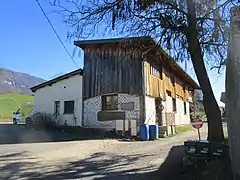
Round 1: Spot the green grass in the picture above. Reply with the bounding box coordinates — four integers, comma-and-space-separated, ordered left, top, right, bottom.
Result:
176, 125, 193, 133
0, 93, 34, 119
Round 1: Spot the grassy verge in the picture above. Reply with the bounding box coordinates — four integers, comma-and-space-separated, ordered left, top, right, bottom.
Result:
0, 93, 34, 118
176, 125, 193, 134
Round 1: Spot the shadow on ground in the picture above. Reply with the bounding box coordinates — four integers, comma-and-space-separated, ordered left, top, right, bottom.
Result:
0, 124, 115, 145
0, 145, 233, 180
152, 145, 233, 180
0, 151, 155, 180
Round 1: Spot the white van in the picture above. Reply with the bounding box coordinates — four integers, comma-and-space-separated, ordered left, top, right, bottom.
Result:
12, 102, 33, 124
13, 108, 21, 124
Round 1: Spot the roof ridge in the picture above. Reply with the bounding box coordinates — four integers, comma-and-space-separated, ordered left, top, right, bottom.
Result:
31, 69, 83, 92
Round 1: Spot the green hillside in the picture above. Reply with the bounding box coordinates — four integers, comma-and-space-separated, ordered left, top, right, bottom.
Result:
0, 93, 34, 118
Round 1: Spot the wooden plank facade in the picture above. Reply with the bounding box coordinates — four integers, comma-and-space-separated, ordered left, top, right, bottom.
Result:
144, 59, 193, 103
75, 37, 198, 102
83, 46, 143, 99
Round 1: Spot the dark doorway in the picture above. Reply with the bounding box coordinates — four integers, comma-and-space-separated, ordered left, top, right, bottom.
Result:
155, 98, 163, 125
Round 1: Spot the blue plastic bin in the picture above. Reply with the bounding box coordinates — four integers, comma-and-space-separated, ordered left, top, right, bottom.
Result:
149, 125, 159, 140
139, 124, 150, 141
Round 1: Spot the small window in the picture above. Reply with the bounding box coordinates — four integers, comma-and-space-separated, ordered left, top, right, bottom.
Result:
150, 65, 162, 79
183, 85, 186, 93
184, 102, 187, 114
160, 69, 162, 79
170, 74, 175, 86
159, 62, 163, 79
172, 98, 177, 112
64, 100, 74, 114
54, 101, 60, 116
151, 66, 160, 77
166, 90, 171, 96
102, 94, 118, 110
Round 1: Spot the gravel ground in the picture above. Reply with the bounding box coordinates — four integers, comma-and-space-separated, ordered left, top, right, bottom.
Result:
0, 123, 227, 180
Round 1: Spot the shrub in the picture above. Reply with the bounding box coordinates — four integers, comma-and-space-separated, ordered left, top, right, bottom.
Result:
26, 112, 57, 130
25, 116, 33, 130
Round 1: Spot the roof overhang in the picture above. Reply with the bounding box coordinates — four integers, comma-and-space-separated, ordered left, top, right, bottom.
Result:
74, 36, 152, 49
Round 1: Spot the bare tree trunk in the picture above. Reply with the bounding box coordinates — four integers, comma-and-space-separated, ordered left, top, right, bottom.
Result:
226, 6, 240, 180
186, 0, 224, 142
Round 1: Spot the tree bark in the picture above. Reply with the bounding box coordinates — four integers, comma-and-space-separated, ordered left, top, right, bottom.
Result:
186, 0, 224, 142
226, 6, 240, 180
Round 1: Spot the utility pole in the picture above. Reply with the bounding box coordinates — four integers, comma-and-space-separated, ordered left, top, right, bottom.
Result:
226, 6, 240, 180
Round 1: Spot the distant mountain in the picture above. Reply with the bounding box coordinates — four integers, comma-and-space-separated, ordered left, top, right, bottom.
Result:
0, 68, 45, 95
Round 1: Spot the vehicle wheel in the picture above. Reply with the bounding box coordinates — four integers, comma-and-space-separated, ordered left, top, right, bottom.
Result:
13, 118, 17, 125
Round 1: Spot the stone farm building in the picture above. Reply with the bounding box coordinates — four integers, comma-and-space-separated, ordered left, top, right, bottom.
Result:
31, 36, 199, 136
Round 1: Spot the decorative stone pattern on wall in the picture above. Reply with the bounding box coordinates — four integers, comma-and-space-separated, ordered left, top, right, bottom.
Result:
118, 94, 140, 135
118, 93, 140, 115
83, 93, 140, 134
84, 96, 116, 129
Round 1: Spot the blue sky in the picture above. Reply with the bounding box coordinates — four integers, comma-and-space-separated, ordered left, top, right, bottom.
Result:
0, 0, 225, 106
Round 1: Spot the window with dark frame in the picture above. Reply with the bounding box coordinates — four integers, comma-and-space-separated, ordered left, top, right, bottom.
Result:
64, 100, 74, 114
172, 98, 177, 112
102, 94, 118, 110
184, 102, 187, 114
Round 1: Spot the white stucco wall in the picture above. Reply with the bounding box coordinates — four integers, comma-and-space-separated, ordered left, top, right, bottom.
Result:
165, 95, 173, 112
144, 96, 156, 125
33, 75, 83, 126
83, 96, 116, 129
160, 95, 173, 126
175, 98, 190, 125
83, 93, 140, 136
144, 94, 190, 126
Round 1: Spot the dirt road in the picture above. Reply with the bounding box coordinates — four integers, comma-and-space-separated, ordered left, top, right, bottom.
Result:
0, 124, 212, 180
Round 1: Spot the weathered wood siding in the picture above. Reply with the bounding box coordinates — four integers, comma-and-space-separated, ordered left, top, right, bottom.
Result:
175, 78, 190, 101
164, 70, 176, 98
144, 60, 191, 102
83, 47, 143, 99
175, 79, 184, 97
144, 61, 166, 100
